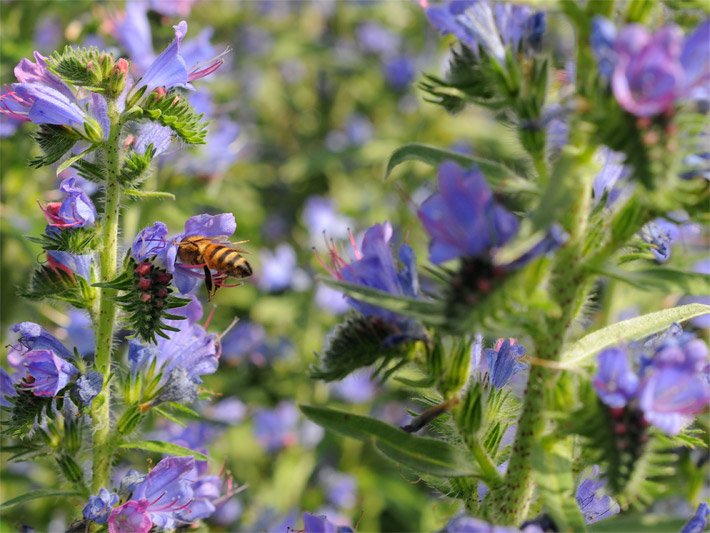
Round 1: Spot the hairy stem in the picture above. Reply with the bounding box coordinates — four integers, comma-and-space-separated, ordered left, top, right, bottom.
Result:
488, 141, 595, 524
91, 101, 122, 492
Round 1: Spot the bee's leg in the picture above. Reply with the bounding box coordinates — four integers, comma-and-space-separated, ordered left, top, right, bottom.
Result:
203, 265, 215, 300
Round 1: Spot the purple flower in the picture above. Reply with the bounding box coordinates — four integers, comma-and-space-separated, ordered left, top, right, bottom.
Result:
175, 119, 241, 178
384, 55, 416, 91
320, 469, 357, 509
120, 456, 197, 530
220, 320, 268, 365
638, 365, 709, 435
315, 284, 349, 315
108, 500, 152, 533
74, 371, 103, 405
46, 250, 93, 280
42, 176, 97, 228
202, 397, 247, 424
12, 51, 73, 97
484, 338, 526, 389
321, 222, 421, 331
20, 349, 78, 397
418, 161, 518, 264
253, 402, 299, 453
681, 503, 710, 533
303, 512, 354, 533
84, 488, 119, 525
134, 122, 173, 156
5, 84, 86, 128
593, 348, 640, 408
610, 20, 710, 116
356, 22, 399, 56
258, 243, 309, 293
10, 322, 73, 360
425, 1, 545, 63
439, 513, 524, 533
591, 16, 617, 79
640, 219, 678, 262
112, 1, 154, 74
303, 196, 351, 247
593, 147, 630, 205
575, 466, 620, 524
33, 16, 62, 53
131, 221, 170, 263
331, 369, 377, 404
149, 0, 199, 17
0, 368, 18, 407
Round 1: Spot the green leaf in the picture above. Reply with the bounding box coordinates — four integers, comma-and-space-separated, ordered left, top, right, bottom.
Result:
27, 226, 98, 254
384, 143, 538, 196
532, 439, 587, 532
596, 265, 710, 294
322, 278, 447, 326
560, 303, 710, 368
124, 189, 176, 201
0, 489, 81, 511
29, 125, 80, 168
300, 405, 479, 478
56, 144, 97, 175
118, 440, 208, 461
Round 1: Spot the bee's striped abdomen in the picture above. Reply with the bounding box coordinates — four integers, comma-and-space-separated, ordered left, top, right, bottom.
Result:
205, 244, 253, 278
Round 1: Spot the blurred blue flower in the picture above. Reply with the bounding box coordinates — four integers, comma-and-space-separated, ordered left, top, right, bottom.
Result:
418, 161, 518, 264
303, 195, 352, 247
0, 368, 18, 407
202, 397, 247, 424
384, 55, 416, 91
593, 147, 630, 205
73, 371, 103, 405
641, 219, 678, 262
320, 469, 357, 509
315, 283, 349, 315
682, 502, 710, 533
111, 0, 154, 73
575, 466, 620, 524
220, 320, 267, 364
440, 513, 525, 533
149, 0, 199, 17
258, 243, 310, 293
344, 114, 374, 146
425, 0, 545, 62
33, 15, 62, 53
484, 338, 526, 389
303, 512, 354, 533
253, 402, 299, 453
593, 347, 640, 408
20, 349, 78, 397
331, 369, 376, 403
590, 17, 617, 79
83, 488, 119, 525
134, 121, 173, 156
176, 119, 241, 178
356, 22, 399, 56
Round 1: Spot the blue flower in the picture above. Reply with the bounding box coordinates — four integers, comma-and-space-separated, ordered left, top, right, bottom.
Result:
315, 283, 350, 315
384, 55, 415, 91
73, 371, 103, 405
484, 338, 527, 389
640, 219, 678, 262
134, 122, 173, 156
575, 466, 620, 525
681, 502, 710, 533
418, 161, 518, 264
331, 369, 377, 404
592, 147, 630, 205
0, 368, 18, 407
593, 348, 640, 408
590, 17, 617, 79
356, 22, 399, 56
83, 488, 119, 524
425, 0, 545, 63
20, 349, 78, 397
439, 512, 523, 532
253, 402, 299, 453
303, 512, 354, 533
42, 176, 97, 229
111, 1, 154, 73
303, 195, 352, 247
46, 250, 93, 280
10, 322, 74, 360
320, 469, 357, 509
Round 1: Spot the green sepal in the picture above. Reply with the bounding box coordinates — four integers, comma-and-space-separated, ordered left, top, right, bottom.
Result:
20, 265, 94, 310
27, 226, 99, 254
46, 46, 107, 87
29, 125, 80, 168
142, 89, 207, 144
310, 313, 418, 381
300, 405, 480, 478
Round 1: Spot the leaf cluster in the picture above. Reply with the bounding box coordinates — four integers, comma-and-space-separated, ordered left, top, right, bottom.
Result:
20, 265, 93, 310
27, 226, 99, 254
142, 89, 207, 145
29, 125, 80, 169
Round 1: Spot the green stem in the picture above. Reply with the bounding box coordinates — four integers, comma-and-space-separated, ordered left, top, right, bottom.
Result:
470, 437, 502, 485
487, 141, 595, 524
91, 101, 122, 492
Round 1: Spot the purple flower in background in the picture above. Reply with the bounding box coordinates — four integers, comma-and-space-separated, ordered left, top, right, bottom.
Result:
149, 0, 199, 17
134, 122, 173, 156
638, 365, 709, 435
220, 320, 268, 365
356, 22, 399, 56
484, 338, 526, 389
609, 20, 710, 116
331, 369, 377, 403
112, 1, 154, 73
175, 119, 241, 178
593, 348, 640, 408
33, 15, 62, 53
320, 469, 357, 509
0, 368, 18, 407
440, 513, 524, 533
640, 219, 678, 262
20, 349, 78, 397
253, 402, 299, 453
113, 456, 196, 531
315, 284, 349, 315
258, 243, 310, 293
591, 16, 617, 79
202, 397, 247, 424
425, 0, 545, 62
575, 466, 620, 524
418, 161, 518, 264
384, 55, 416, 91
682, 503, 710, 533
593, 147, 630, 205
303, 512, 354, 533
42, 176, 97, 229
303, 196, 352, 247
47, 250, 93, 280
84, 488, 119, 525
74, 371, 103, 405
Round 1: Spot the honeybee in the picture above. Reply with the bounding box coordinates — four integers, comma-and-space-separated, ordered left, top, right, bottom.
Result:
177, 236, 253, 299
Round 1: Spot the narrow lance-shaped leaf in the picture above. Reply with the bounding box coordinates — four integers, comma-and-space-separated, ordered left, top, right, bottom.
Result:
0, 489, 82, 511
595, 265, 710, 295
117, 439, 209, 461
560, 303, 710, 368
300, 405, 481, 478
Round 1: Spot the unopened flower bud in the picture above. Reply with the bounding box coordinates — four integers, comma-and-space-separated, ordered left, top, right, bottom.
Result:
135, 262, 152, 277
83, 118, 104, 144
137, 277, 152, 291
140, 293, 152, 303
